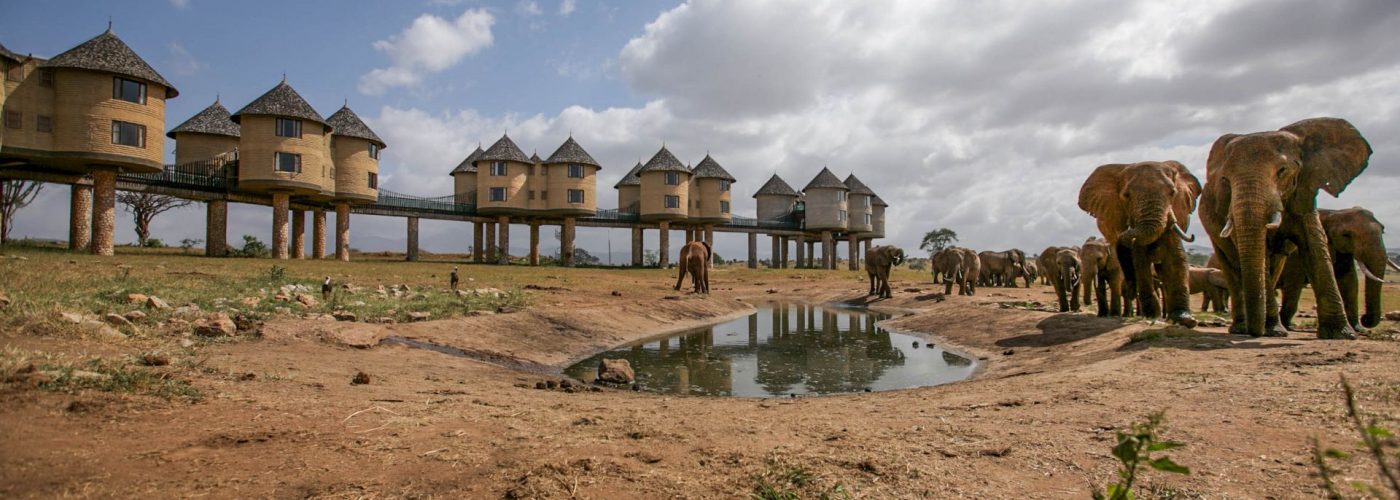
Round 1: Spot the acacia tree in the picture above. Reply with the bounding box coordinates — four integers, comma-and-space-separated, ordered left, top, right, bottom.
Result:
920, 228, 959, 255
117, 192, 191, 246
0, 180, 43, 244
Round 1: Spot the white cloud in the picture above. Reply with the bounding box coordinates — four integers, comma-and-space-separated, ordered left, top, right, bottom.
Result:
358, 8, 495, 95
165, 42, 205, 76
518, 0, 543, 16
559, 0, 576, 16
169, 0, 189, 9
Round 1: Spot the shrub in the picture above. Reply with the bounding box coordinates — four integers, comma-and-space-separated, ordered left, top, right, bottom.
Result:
1094, 411, 1190, 500
1312, 375, 1399, 499
233, 235, 268, 258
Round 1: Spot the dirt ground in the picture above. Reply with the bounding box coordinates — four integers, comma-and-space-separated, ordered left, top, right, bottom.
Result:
3, 258, 1400, 499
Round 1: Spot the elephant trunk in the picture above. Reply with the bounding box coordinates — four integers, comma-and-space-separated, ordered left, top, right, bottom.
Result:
1230, 188, 1278, 335
1118, 199, 1170, 247
1359, 248, 1388, 328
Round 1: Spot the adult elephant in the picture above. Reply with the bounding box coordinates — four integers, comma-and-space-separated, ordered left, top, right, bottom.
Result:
1199, 118, 1372, 338
1038, 246, 1082, 312
1188, 266, 1229, 313
1079, 237, 1127, 317
674, 241, 711, 294
865, 245, 906, 299
1079, 160, 1202, 327
932, 247, 978, 296
1023, 260, 1039, 287
1279, 207, 1398, 329
979, 250, 1029, 287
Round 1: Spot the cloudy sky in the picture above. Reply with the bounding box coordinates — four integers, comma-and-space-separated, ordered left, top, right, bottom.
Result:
4, 0, 1398, 261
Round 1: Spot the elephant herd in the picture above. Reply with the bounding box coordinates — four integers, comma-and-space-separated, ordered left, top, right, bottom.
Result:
911, 117, 1397, 340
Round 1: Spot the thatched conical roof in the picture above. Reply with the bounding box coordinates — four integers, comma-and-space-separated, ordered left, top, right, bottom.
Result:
167, 99, 239, 139
41, 29, 178, 97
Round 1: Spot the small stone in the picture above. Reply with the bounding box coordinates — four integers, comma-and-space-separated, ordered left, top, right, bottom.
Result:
0, 293, 10, 309
140, 353, 170, 366
81, 320, 125, 340
546, 380, 559, 389
194, 313, 237, 337
123, 310, 147, 322
239, 373, 256, 381
232, 314, 260, 333
766, 289, 779, 294
351, 371, 371, 385
179, 339, 195, 348
559, 379, 574, 389
535, 381, 548, 390
295, 294, 317, 307
274, 307, 292, 315
1002, 349, 1015, 356
58, 312, 84, 324
173, 304, 202, 317
1385, 310, 1400, 322
611, 291, 622, 297
496, 306, 517, 314
406, 311, 432, 321
597, 358, 636, 384
564, 387, 577, 393
333, 311, 358, 321
240, 297, 261, 306
126, 293, 149, 304
145, 296, 170, 310
103, 313, 133, 328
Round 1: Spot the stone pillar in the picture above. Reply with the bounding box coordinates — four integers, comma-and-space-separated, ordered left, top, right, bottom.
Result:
747, 233, 757, 269
685, 227, 694, 244
497, 216, 510, 265
472, 222, 483, 262
659, 221, 670, 268
335, 201, 350, 261
485, 222, 496, 262
69, 184, 92, 251
206, 199, 227, 257
631, 226, 643, 266
90, 169, 116, 256
312, 209, 326, 259
849, 234, 859, 270
562, 217, 577, 267
772, 235, 784, 267
528, 222, 540, 266
406, 216, 419, 261
271, 192, 290, 260
822, 231, 834, 269
863, 239, 872, 262
782, 237, 791, 269
291, 210, 305, 259
704, 225, 714, 246
795, 234, 806, 269
807, 240, 816, 268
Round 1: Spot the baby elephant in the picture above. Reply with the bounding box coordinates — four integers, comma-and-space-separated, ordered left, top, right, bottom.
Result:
1039, 246, 1082, 312
1188, 266, 1229, 313
674, 241, 711, 294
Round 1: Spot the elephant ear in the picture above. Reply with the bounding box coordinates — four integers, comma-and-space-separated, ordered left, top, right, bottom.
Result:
1204, 133, 1240, 180
1078, 164, 1128, 232
1280, 118, 1372, 199
1164, 161, 1201, 231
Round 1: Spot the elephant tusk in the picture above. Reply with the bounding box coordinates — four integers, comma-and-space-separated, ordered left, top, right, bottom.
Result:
1219, 218, 1233, 239
1170, 223, 1195, 243
1388, 258, 1400, 272
1358, 262, 1385, 283
1265, 211, 1282, 230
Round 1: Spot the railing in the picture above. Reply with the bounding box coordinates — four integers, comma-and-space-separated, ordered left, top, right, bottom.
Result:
119, 158, 238, 191
726, 213, 802, 230
375, 189, 474, 215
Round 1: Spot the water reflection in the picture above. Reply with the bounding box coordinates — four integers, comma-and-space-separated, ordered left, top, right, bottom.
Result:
565, 303, 977, 397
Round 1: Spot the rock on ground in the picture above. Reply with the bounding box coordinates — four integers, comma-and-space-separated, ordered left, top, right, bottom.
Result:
597, 358, 636, 384
145, 296, 170, 310
103, 313, 133, 328
194, 313, 237, 337
1386, 310, 1400, 322
126, 293, 148, 304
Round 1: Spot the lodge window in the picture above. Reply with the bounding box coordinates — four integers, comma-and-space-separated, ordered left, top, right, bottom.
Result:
528, 190, 536, 200
4, 62, 21, 81
490, 161, 507, 176
3, 110, 19, 129
368, 143, 380, 160
111, 120, 145, 148
36, 114, 52, 133
38, 69, 54, 87
275, 118, 301, 138
367, 172, 378, 189
721, 180, 731, 192
665, 172, 680, 185
568, 189, 584, 204
838, 210, 847, 222
865, 213, 872, 225
489, 187, 506, 202
720, 200, 730, 214
540, 165, 548, 176
837, 191, 847, 202
274, 152, 301, 173
541, 190, 548, 200
568, 164, 584, 178
664, 195, 680, 209
864, 197, 871, 208
113, 77, 146, 104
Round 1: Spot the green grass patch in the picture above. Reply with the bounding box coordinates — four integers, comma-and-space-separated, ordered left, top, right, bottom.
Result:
1, 347, 201, 401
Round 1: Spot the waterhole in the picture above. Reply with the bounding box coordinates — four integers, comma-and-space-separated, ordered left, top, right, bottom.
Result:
565, 303, 976, 397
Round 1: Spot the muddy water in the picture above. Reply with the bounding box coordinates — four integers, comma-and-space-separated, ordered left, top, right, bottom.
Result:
565, 303, 976, 397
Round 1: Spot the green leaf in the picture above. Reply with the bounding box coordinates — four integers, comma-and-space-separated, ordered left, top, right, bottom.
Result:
1348, 480, 1380, 495
1147, 441, 1185, 452
1147, 457, 1190, 475
1324, 448, 1351, 460
1364, 425, 1393, 439
1092, 489, 1106, 500
1113, 437, 1140, 463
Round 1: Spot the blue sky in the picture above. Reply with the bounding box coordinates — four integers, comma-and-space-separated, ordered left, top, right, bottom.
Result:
4, 1, 1398, 261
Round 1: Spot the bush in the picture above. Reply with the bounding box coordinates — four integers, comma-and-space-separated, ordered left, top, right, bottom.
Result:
142, 238, 164, 248
232, 235, 268, 258
1094, 411, 1190, 500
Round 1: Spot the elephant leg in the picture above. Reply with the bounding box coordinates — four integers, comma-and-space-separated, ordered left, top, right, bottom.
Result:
1279, 276, 1305, 329
1094, 277, 1108, 317
1131, 250, 1160, 319
1334, 254, 1360, 329
1070, 280, 1081, 312
1109, 273, 1123, 317
1159, 242, 1196, 328
1054, 280, 1068, 312
1262, 251, 1290, 337
1295, 215, 1354, 339
674, 263, 688, 291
